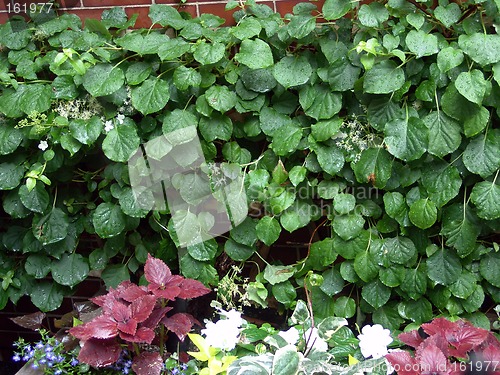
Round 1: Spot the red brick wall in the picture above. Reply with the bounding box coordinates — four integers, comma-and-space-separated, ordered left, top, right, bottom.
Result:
0, 0, 326, 27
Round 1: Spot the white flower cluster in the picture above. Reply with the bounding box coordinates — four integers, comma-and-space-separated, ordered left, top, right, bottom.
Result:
357, 324, 393, 359
54, 96, 102, 120
38, 140, 49, 151
333, 116, 379, 163
201, 308, 246, 351
104, 113, 125, 133
117, 86, 133, 114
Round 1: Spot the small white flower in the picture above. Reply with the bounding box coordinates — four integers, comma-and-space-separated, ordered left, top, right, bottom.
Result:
38, 140, 48, 151
201, 308, 246, 351
304, 327, 328, 352
104, 120, 114, 133
279, 327, 300, 346
357, 324, 393, 359
116, 113, 125, 125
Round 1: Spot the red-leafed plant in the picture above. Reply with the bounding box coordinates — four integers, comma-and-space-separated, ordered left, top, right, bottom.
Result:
69, 254, 211, 375
386, 317, 500, 375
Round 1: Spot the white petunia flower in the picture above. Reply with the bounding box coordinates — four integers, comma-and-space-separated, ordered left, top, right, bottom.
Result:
116, 113, 125, 125
279, 327, 300, 346
201, 308, 246, 351
38, 140, 48, 151
104, 120, 114, 132
304, 327, 328, 352
357, 324, 393, 359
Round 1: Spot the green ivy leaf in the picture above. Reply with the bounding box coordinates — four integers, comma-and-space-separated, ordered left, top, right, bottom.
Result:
358, 3, 389, 28
470, 180, 500, 220
363, 60, 405, 94
449, 270, 476, 299
83, 64, 125, 97
157, 38, 191, 60
32, 208, 69, 246
25, 254, 51, 279
199, 114, 233, 142
398, 298, 433, 323
102, 124, 140, 162
307, 238, 337, 269
271, 124, 303, 156
421, 162, 461, 207
93, 203, 126, 239
205, 85, 238, 113
173, 66, 202, 91
372, 303, 405, 331
362, 280, 390, 309
51, 253, 89, 287
259, 107, 293, 136
406, 13, 425, 30
273, 56, 312, 89
455, 70, 489, 105
462, 285, 485, 314
458, 33, 500, 66
423, 110, 461, 158
162, 109, 198, 145
0, 163, 24, 190
256, 216, 281, 246
441, 204, 481, 257
333, 213, 365, 241
480, 253, 500, 288
353, 148, 393, 188
437, 47, 464, 73
333, 296, 356, 318
224, 238, 255, 261
288, 166, 307, 187
235, 39, 274, 69
354, 251, 379, 282
280, 200, 313, 232
311, 118, 343, 142
383, 192, 410, 227
273, 281, 297, 306
264, 264, 295, 285
464, 106, 490, 138
131, 77, 170, 115
409, 198, 437, 229
30, 281, 66, 312
187, 239, 218, 262
19, 84, 52, 115
400, 266, 427, 300
334, 193, 356, 215
125, 62, 152, 85
0, 122, 23, 155
463, 129, 500, 178
148, 4, 186, 29
101, 264, 130, 288
427, 248, 462, 286
310, 141, 344, 176
323, 0, 351, 20
231, 17, 262, 40
19, 183, 49, 214
434, 3, 461, 28
299, 84, 342, 120
406, 30, 439, 58
287, 14, 316, 39
69, 116, 103, 145
384, 237, 416, 265
384, 116, 428, 161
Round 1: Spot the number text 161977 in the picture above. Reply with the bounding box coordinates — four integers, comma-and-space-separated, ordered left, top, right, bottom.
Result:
6, 2, 54, 13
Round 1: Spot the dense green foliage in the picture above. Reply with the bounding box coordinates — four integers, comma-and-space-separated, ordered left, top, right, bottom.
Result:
0, 0, 499, 332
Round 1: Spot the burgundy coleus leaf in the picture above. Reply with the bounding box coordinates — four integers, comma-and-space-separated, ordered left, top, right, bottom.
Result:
132, 352, 163, 375
92, 288, 121, 315
69, 324, 93, 341
385, 350, 419, 375
78, 338, 121, 368
111, 301, 132, 322
162, 312, 200, 341
117, 319, 138, 336
119, 327, 155, 344
116, 281, 149, 302
145, 254, 183, 300
177, 278, 211, 299
482, 343, 500, 365
449, 326, 489, 357
81, 315, 119, 339
399, 330, 425, 349
421, 318, 459, 338
141, 306, 172, 330
131, 295, 157, 323
416, 342, 451, 375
